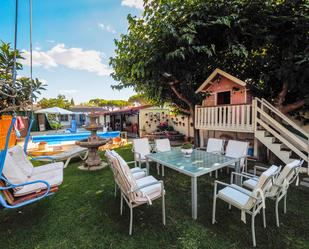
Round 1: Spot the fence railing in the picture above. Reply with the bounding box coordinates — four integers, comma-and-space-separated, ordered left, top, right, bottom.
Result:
195, 103, 254, 132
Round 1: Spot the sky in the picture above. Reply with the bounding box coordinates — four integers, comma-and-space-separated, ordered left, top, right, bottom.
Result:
0, 0, 144, 104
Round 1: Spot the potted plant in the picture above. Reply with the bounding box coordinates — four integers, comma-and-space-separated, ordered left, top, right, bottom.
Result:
181, 142, 193, 157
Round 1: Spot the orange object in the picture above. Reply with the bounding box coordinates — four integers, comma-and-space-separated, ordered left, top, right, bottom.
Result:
113, 137, 122, 143
0, 115, 16, 150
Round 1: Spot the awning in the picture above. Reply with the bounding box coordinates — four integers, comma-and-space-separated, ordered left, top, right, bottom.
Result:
35, 107, 74, 115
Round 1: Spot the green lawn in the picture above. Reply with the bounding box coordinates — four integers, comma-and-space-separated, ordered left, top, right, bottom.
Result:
1, 145, 309, 249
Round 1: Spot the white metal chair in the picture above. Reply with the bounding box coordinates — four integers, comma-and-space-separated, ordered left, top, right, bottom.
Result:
132, 138, 152, 168
212, 165, 279, 247
107, 150, 166, 235
197, 138, 225, 178
225, 140, 249, 172
154, 138, 172, 176
105, 150, 147, 196
242, 160, 303, 227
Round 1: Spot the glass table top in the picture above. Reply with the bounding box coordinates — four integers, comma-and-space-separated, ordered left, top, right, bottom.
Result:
146, 149, 239, 177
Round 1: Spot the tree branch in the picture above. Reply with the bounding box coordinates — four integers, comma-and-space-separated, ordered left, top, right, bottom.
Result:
169, 81, 194, 112
275, 82, 288, 107
280, 99, 305, 114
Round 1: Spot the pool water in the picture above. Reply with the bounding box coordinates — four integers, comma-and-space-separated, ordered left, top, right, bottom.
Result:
32, 131, 120, 144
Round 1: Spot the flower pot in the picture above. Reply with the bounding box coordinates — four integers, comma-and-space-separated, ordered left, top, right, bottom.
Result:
181, 148, 193, 157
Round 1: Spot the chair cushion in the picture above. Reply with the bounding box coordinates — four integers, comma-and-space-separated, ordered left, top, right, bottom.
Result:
2, 153, 28, 187
133, 138, 151, 160
136, 176, 162, 199
218, 184, 252, 209
131, 168, 146, 180
14, 168, 63, 197
243, 178, 258, 190
155, 139, 171, 152
8, 145, 33, 177
45, 147, 87, 160
32, 162, 64, 175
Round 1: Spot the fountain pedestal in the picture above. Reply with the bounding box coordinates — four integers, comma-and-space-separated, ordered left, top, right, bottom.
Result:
75, 113, 109, 171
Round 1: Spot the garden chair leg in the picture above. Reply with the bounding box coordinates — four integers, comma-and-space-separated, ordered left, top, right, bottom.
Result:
162, 165, 165, 177
215, 170, 218, 179
284, 194, 287, 214
120, 194, 123, 215
262, 208, 266, 228
129, 205, 133, 235
212, 184, 217, 224
276, 199, 280, 227
251, 214, 257, 247
162, 193, 166, 225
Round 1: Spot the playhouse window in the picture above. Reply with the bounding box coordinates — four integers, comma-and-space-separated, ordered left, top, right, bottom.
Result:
217, 91, 231, 105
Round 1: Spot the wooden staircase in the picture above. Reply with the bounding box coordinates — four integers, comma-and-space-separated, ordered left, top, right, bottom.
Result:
254, 98, 309, 173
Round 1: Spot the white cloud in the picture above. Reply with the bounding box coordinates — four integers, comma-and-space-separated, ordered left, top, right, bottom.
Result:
23, 43, 112, 76
121, 0, 144, 9
98, 23, 116, 34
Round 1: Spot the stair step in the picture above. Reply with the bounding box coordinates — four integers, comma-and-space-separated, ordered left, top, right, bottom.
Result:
300, 181, 309, 188
302, 178, 309, 183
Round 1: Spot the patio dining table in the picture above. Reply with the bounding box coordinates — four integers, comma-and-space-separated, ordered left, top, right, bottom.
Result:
145, 149, 241, 220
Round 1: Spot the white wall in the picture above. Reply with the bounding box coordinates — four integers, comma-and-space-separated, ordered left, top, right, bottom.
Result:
139, 107, 194, 137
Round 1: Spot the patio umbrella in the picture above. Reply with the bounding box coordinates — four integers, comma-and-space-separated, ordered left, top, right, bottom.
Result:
35, 107, 73, 115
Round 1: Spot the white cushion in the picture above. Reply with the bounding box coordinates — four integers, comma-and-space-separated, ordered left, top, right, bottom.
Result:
243, 178, 258, 190
8, 145, 33, 177
207, 138, 224, 153
32, 162, 64, 175
14, 168, 63, 197
254, 165, 278, 191
276, 160, 301, 186
132, 170, 147, 180
47, 147, 87, 160
133, 138, 151, 160
2, 153, 28, 187
136, 175, 161, 199
218, 184, 252, 209
155, 139, 171, 152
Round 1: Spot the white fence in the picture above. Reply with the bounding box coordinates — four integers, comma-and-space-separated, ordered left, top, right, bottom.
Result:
195, 103, 255, 132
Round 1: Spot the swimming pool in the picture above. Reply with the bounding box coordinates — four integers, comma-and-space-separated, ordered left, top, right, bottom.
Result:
32, 131, 120, 144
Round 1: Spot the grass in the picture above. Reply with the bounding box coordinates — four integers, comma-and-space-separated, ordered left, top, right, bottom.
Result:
1, 145, 309, 249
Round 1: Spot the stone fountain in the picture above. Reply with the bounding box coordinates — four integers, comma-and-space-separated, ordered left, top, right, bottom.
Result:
75, 113, 109, 171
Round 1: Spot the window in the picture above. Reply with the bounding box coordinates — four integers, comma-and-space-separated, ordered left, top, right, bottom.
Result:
217, 91, 231, 105
60, 115, 69, 122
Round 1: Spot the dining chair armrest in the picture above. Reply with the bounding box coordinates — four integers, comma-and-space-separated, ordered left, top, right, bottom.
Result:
253, 165, 268, 175
132, 151, 142, 161
230, 171, 256, 185
214, 180, 258, 199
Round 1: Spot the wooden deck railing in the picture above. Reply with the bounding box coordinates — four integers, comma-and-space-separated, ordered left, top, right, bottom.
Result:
195, 103, 255, 132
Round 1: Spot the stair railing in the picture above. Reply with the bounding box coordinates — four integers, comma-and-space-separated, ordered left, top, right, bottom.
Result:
255, 98, 308, 171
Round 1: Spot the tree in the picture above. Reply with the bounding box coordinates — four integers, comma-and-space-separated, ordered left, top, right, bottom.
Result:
110, 0, 309, 140
70, 98, 75, 106
0, 41, 47, 111
88, 98, 130, 110
38, 95, 71, 109
128, 93, 150, 105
